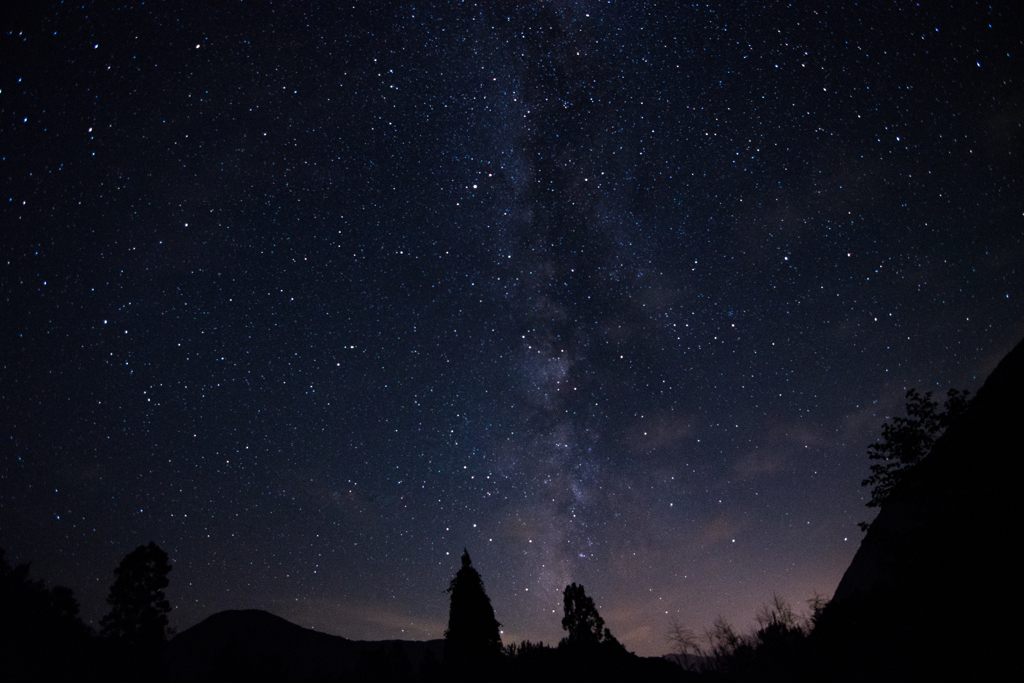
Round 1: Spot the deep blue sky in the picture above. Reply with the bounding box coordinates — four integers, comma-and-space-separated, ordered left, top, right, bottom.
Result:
2, 1, 1021, 656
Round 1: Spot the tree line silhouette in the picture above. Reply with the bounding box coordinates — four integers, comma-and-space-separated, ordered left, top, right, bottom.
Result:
3, 352, 1019, 683
1, 541, 173, 682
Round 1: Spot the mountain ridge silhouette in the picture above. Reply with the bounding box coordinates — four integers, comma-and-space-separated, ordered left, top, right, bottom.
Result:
167, 608, 443, 683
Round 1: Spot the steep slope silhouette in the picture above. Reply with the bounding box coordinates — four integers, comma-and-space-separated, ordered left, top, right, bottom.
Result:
818, 336, 1023, 681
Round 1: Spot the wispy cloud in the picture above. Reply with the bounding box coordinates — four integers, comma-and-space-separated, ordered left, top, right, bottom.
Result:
732, 449, 786, 481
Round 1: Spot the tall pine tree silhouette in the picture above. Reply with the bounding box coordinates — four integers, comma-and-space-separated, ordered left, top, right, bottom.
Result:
443, 549, 501, 679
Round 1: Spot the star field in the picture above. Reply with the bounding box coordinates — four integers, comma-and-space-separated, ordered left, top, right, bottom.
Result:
2, 1, 1021, 656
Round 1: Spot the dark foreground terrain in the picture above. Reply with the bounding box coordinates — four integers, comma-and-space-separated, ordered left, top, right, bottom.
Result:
167, 609, 689, 683
4, 338, 1022, 682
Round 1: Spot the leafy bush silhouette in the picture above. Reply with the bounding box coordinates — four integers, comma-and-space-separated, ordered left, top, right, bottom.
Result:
665, 618, 700, 671
667, 593, 828, 681
859, 388, 970, 531
701, 614, 745, 673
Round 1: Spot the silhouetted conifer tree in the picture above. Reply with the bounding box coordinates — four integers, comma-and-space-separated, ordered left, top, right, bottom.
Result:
443, 549, 501, 679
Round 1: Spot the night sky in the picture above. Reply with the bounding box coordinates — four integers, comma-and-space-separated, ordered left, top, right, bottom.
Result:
2, 1, 1021, 657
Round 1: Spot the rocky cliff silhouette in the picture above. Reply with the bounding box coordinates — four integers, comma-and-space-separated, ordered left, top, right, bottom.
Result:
817, 336, 1023, 681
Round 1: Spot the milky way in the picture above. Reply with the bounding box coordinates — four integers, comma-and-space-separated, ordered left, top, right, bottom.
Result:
2, 1, 1021, 655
